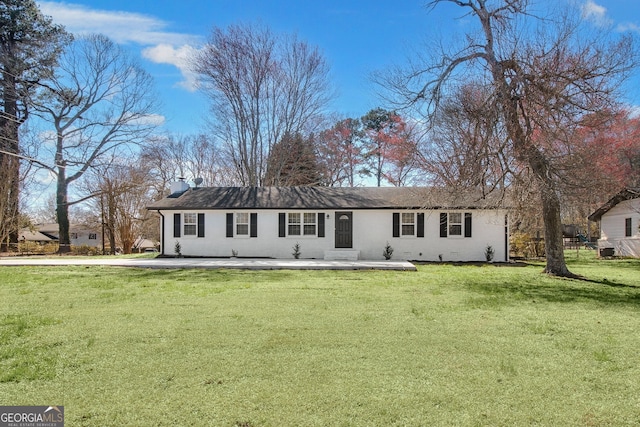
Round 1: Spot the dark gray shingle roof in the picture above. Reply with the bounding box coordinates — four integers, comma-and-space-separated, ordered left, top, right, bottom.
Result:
147, 186, 506, 211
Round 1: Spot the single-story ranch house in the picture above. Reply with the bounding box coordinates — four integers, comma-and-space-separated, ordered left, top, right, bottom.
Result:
588, 187, 640, 258
147, 184, 510, 262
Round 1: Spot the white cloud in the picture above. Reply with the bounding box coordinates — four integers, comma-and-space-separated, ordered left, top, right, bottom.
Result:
581, 0, 613, 27
38, 1, 200, 46
142, 44, 201, 92
131, 113, 166, 126
616, 22, 640, 34
37, 1, 203, 90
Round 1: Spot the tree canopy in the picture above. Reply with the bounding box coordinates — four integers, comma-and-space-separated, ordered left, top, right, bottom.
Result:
379, 0, 637, 275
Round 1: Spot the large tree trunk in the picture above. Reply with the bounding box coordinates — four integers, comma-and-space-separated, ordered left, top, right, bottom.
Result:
0, 155, 20, 252
56, 166, 71, 253
501, 92, 573, 276
480, 4, 573, 276
1, 73, 21, 251
6, 156, 20, 248
107, 196, 117, 255
521, 136, 573, 276
539, 183, 572, 276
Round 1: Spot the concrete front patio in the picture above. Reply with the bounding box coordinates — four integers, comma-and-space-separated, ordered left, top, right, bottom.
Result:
0, 256, 417, 271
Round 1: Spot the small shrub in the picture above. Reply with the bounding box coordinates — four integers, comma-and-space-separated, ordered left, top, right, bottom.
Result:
71, 245, 101, 256
485, 245, 495, 262
174, 241, 182, 257
231, 249, 238, 258
18, 241, 41, 254
382, 242, 394, 260
510, 232, 545, 259
292, 242, 301, 259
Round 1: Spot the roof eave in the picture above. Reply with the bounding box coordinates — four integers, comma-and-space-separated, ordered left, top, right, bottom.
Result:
588, 187, 640, 221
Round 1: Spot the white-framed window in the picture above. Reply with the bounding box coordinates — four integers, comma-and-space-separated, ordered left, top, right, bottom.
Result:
401, 212, 415, 236
70, 233, 78, 239
440, 212, 471, 238
226, 212, 254, 238
393, 212, 425, 238
286, 212, 317, 236
184, 213, 197, 236
448, 213, 462, 236
303, 213, 316, 235
175, 213, 204, 238
279, 212, 323, 238
288, 213, 301, 235
88, 233, 97, 240
236, 212, 249, 236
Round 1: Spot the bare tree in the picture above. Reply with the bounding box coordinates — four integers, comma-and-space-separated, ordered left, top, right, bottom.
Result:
193, 23, 334, 186
424, 83, 511, 195
0, 0, 69, 250
84, 160, 155, 254
380, 0, 636, 276
140, 135, 187, 199
185, 134, 222, 186
141, 133, 231, 197
32, 34, 159, 253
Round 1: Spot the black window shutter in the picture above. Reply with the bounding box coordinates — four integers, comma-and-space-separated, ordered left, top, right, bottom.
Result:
279, 213, 286, 237
197, 213, 205, 237
392, 213, 400, 238
226, 213, 233, 238
626, 217, 632, 237
464, 213, 472, 238
440, 213, 448, 238
417, 213, 425, 238
318, 213, 325, 237
173, 213, 181, 238
250, 213, 258, 237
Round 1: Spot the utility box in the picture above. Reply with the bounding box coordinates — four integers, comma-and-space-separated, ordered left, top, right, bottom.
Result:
599, 248, 615, 257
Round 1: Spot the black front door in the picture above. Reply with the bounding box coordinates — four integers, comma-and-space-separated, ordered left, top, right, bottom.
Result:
335, 211, 353, 248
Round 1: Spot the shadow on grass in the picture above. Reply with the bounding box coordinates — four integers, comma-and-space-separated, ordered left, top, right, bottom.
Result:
578, 276, 640, 289
467, 275, 640, 308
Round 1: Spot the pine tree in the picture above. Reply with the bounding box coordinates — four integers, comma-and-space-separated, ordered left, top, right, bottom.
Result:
0, 0, 69, 249
265, 132, 322, 186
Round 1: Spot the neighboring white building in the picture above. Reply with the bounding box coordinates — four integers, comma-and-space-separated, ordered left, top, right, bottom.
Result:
20, 223, 102, 248
147, 186, 510, 262
589, 188, 640, 258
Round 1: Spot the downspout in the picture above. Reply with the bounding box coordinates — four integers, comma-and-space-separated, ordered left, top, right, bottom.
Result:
505, 213, 509, 262
156, 210, 165, 256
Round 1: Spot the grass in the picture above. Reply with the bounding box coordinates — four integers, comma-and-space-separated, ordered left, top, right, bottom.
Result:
1, 251, 639, 426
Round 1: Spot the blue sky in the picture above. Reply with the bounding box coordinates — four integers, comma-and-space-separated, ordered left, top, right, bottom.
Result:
36, 0, 640, 135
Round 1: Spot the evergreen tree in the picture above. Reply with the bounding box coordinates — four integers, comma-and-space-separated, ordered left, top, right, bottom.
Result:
0, 0, 69, 249
265, 132, 321, 186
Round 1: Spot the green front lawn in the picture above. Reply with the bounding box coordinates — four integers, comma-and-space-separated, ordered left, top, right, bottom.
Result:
1, 252, 639, 426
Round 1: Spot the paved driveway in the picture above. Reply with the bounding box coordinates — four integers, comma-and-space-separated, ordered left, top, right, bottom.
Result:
0, 256, 417, 271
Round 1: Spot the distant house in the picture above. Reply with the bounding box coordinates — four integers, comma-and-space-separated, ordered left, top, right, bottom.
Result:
132, 237, 158, 252
588, 187, 640, 257
19, 229, 57, 244
147, 184, 510, 262
20, 223, 103, 248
